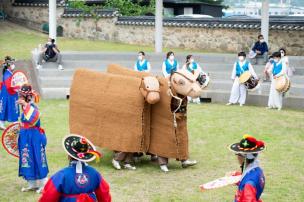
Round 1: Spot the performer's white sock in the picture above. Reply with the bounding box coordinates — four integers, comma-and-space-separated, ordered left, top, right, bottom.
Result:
0, 121, 5, 128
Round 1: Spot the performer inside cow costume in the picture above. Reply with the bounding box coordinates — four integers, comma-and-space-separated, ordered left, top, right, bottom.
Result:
69, 64, 206, 172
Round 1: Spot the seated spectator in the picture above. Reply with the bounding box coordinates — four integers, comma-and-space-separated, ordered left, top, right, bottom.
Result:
250, 34, 268, 64
37, 38, 63, 70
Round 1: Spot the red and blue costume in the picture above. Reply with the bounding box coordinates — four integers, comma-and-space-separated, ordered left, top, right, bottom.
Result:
39, 161, 111, 202
0, 68, 19, 122
18, 103, 49, 180
234, 165, 265, 202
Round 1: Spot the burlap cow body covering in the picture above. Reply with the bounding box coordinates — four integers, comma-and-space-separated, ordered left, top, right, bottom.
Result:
70, 65, 189, 160
107, 65, 189, 160
69, 68, 151, 153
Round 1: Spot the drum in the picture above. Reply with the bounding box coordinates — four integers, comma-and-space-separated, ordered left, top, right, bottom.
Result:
11, 71, 29, 91
239, 71, 260, 91
275, 75, 291, 93
1, 123, 20, 158
197, 72, 210, 89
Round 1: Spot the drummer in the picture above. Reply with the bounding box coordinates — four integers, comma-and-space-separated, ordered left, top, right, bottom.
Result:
267, 51, 287, 110
229, 134, 266, 202
0, 56, 20, 130
227, 52, 258, 106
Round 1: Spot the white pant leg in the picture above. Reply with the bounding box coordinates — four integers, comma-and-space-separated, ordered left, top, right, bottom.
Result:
268, 79, 283, 108
229, 78, 241, 104
238, 84, 247, 105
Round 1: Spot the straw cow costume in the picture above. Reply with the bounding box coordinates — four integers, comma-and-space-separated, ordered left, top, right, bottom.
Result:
69, 65, 160, 170
69, 65, 205, 172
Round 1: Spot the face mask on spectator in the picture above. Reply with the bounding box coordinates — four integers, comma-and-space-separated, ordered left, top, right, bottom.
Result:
47, 41, 52, 45
274, 59, 280, 63
260, 39, 264, 43
169, 55, 174, 61
238, 56, 245, 61
280, 52, 285, 57
138, 56, 143, 61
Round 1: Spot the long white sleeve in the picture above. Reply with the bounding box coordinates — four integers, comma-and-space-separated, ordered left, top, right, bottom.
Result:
134, 62, 137, 71
231, 62, 237, 80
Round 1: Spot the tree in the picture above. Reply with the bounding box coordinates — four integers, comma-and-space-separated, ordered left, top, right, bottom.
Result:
104, 0, 156, 16
67, 1, 103, 39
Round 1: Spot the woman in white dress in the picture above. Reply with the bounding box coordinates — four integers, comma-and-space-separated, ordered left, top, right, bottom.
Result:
279, 48, 293, 77
162, 51, 179, 78
227, 52, 258, 106
267, 51, 287, 110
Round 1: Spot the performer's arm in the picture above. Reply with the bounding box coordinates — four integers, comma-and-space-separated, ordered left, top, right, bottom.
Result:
39, 178, 62, 202
231, 63, 236, 80
134, 62, 137, 71
239, 182, 258, 202
95, 178, 111, 202
248, 63, 258, 79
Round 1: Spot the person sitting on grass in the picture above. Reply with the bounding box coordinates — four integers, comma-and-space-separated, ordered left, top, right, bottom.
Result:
37, 38, 63, 70
228, 134, 266, 202
39, 134, 111, 202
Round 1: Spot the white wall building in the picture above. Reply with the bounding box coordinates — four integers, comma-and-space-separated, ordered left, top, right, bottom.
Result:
223, 1, 304, 17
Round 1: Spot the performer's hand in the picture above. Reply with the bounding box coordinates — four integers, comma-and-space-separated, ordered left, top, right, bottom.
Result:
16, 98, 26, 106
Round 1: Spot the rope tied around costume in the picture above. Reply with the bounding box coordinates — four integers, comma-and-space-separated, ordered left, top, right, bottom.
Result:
167, 81, 184, 128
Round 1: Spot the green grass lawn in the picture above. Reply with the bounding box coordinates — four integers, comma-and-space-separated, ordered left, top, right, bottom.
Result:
0, 21, 213, 61
0, 100, 303, 201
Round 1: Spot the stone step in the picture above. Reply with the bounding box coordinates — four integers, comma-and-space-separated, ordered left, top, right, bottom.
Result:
39, 75, 304, 97
200, 90, 304, 109
206, 80, 304, 96
33, 51, 304, 67
41, 87, 70, 99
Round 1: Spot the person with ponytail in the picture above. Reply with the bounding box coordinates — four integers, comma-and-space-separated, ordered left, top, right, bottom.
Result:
228, 135, 266, 202
39, 135, 111, 202
0, 56, 20, 130
17, 84, 48, 193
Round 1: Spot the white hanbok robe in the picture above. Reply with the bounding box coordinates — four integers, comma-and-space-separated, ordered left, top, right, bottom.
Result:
229, 60, 257, 105
267, 60, 287, 109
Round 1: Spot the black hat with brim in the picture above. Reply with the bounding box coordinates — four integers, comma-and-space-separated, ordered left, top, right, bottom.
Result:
229, 134, 266, 154
62, 134, 99, 162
